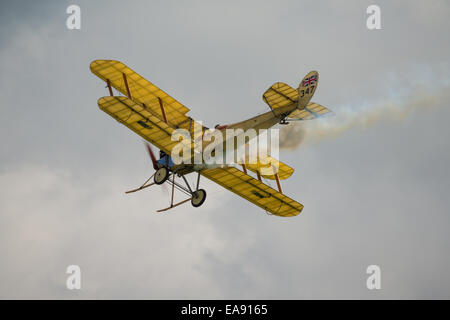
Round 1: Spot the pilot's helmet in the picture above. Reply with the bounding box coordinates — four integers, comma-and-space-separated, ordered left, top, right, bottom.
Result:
159, 150, 166, 158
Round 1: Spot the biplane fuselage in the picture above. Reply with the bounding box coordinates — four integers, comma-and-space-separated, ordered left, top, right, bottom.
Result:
199, 71, 320, 156
225, 91, 314, 132
190, 99, 309, 169
220, 72, 318, 134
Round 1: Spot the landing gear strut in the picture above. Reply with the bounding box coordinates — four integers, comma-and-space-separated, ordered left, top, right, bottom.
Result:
126, 143, 208, 212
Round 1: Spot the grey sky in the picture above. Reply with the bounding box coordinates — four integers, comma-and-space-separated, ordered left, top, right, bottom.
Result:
0, 0, 449, 299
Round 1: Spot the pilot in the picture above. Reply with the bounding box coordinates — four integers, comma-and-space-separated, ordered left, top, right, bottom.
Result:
157, 150, 173, 168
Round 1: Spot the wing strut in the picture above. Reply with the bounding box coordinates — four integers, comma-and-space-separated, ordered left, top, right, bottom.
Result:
158, 97, 168, 123
122, 73, 132, 99
106, 79, 113, 96
273, 165, 283, 194
274, 172, 283, 194
256, 170, 262, 182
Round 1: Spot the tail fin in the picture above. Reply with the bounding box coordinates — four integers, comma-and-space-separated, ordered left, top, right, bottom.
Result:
262, 71, 319, 111
297, 71, 319, 108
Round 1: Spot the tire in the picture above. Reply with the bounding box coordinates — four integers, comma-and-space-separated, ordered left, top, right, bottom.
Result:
191, 189, 207, 208
154, 167, 169, 185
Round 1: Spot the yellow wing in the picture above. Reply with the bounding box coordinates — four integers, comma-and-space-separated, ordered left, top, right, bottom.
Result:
288, 102, 333, 120
97, 96, 191, 154
90, 60, 193, 129
91, 59, 209, 138
262, 82, 299, 110
244, 155, 294, 180
201, 166, 303, 217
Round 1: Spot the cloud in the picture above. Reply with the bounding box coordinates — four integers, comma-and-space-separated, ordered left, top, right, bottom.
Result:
0, 165, 234, 298
1, 0, 450, 299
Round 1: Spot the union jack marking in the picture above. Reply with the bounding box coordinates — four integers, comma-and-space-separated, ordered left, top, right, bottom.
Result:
302, 74, 317, 87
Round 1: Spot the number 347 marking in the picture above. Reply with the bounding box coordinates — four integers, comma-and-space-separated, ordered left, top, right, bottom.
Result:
300, 85, 315, 97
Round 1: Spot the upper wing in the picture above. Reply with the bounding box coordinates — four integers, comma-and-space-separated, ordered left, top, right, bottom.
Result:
201, 166, 303, 217
288, 102, 333, 120
90, 60, 191, 128
262, 82, 299, 110
244, 155, 294, 180
98, 96, 189, 154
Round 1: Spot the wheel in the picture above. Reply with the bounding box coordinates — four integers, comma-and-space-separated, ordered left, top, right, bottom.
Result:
154, 167, 169, 185
191, 189, 207, 208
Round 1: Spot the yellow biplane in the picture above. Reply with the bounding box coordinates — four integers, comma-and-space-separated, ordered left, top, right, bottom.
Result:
90, 60, 333, 217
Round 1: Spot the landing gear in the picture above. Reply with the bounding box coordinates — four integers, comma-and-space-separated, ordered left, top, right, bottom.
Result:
279, 113, 290, 125
126, 167, 207, 212
191, 189, 207, 208
154, 167, 169, 184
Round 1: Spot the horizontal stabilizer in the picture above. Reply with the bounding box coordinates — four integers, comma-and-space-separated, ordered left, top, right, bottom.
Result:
288, 102, 333, 120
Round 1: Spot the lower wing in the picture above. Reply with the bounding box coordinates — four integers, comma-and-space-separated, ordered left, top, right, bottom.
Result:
201, 166, 303, 217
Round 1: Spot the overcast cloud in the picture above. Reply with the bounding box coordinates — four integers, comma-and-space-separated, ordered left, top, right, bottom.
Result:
0, 0, 449, 299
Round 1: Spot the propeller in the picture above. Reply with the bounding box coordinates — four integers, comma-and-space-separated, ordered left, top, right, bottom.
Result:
145, 142, 158, 170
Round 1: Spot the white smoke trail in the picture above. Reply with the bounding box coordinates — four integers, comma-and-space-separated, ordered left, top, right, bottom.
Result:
279, 84, 450, 150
